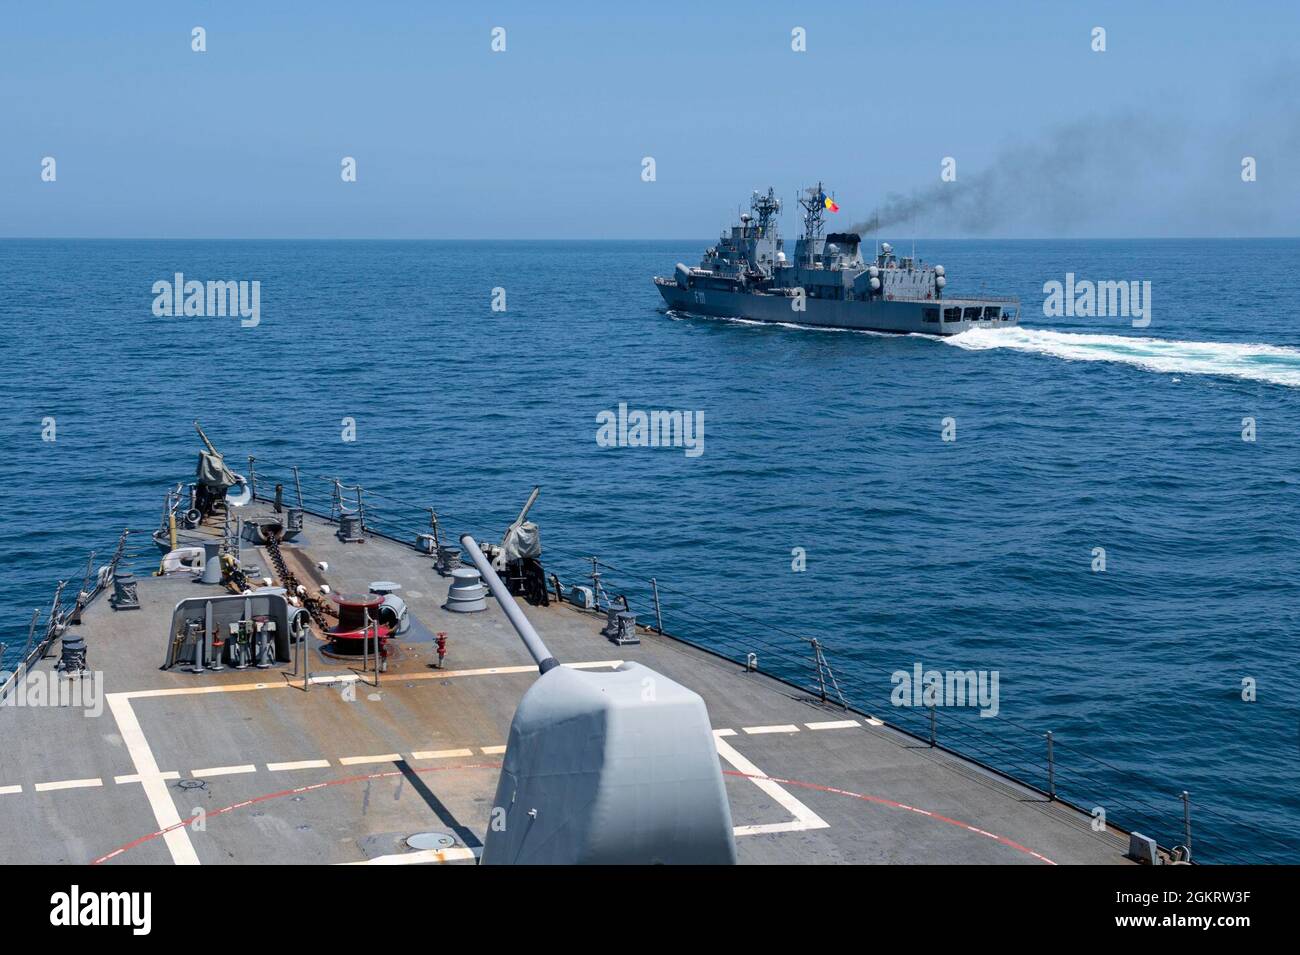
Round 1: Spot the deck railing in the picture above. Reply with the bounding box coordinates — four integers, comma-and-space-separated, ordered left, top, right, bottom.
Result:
0, 530, 136, 700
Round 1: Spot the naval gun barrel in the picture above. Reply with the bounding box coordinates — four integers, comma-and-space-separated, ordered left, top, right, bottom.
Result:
193, 420, 219, 456
460, 533, 559, 675
512, 485, 540, 529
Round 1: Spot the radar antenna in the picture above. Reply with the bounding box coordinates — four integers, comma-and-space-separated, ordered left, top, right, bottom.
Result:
750, 187, 781, 238
799, 181, 828, 242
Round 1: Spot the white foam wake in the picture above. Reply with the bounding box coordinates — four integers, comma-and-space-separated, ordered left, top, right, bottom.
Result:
942, 327, 1300, 388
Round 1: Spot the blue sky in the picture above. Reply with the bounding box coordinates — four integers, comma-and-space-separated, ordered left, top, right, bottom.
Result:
2, 1, 1297, 238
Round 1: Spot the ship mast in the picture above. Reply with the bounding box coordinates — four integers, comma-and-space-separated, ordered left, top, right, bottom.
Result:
750, 187, 781, 238
799, 182, 827, 242
795, 180, 826, 265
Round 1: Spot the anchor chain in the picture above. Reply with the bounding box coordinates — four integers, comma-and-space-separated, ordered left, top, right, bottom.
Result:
262, 530, 333, 631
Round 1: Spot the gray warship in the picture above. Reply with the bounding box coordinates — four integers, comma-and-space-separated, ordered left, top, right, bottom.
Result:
0, 425, 1192, 866
656, 184, 1020, 335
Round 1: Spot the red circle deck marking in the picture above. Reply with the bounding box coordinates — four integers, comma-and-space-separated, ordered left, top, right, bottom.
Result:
90, 763, 502, 865
93, 763, 1057, 865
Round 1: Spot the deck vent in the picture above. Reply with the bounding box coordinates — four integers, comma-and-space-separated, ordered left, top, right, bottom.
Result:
416, 533, 437, 554
568, 585, 595, 610
200, 540, 223, 585
444, 567, 487, 613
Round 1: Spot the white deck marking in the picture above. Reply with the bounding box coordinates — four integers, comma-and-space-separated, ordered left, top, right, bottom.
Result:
191, 765, 257, 779
714, 731, 829, 837
34, 778, 104, 792
106, 693, 200, 865
339, 753, 401, 766
0, 785, 22, 795
805, 719, 859, 730
409, 748, 475, 760
119, 660, 623, 700
743, 724, 800, 735
267, 759, 331, 771
713, 728, 737, 737
480, 745, 507, 755
341, 846, 481, 865
865, 717, 884, 726
115, 772, 180, 784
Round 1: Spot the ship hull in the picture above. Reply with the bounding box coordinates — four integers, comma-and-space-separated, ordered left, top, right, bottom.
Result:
655, 281, 1018, 336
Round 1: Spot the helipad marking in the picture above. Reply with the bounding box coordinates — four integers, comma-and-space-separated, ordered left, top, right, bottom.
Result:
806, 719, 859, 730
191, 765, 257, 779
743, 724, 800, 735
117, 660, 623, 700
480, 745, 507, 755
342, 846, 481, 865
714, 731, 828, 836
107, 693, 199, 866
721, 768, 1057, 865
339, 753, 401, 766
409, 748, 475, 760
713, 728, 737, 737
1, 784, 25, 795
267, 759, 331, 772
114, 772, 180, 784
35, 779, 104, 792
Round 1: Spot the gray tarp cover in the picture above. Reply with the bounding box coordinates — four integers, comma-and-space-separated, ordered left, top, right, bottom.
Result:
196, 450, 238, 488
501, 521, 541, 560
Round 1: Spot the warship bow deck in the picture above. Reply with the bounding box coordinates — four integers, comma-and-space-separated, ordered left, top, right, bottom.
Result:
0, 500, 1146, 866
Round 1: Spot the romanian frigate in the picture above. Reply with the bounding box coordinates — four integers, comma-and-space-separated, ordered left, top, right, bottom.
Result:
656, 184, 1020, 335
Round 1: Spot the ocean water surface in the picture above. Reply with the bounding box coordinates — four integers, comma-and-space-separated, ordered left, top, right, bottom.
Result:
1, 238, 1297, 863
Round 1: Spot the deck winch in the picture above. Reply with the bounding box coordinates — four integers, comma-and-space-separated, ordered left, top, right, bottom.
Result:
323, 592, 391, 659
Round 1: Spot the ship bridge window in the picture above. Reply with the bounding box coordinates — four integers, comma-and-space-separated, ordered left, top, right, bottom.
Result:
943, 307, 962, 322
984, 306, 1001, 320
963, 306, 981, 321
922, 307, 940, 323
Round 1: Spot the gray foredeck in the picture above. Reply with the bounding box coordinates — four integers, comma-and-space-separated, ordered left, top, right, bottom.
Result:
0, 504, 1137, 865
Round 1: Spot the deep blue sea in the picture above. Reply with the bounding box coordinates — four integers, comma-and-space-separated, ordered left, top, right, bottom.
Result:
2, 238, 1298, 864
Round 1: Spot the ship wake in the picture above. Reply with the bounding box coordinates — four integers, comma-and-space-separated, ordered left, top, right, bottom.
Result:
942, 327, 1300, 388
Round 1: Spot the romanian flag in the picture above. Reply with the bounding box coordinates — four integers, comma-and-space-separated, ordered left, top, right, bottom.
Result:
823, 196, 839, 213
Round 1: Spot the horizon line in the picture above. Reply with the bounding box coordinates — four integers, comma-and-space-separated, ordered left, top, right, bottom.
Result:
2, 235, 1298, 243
